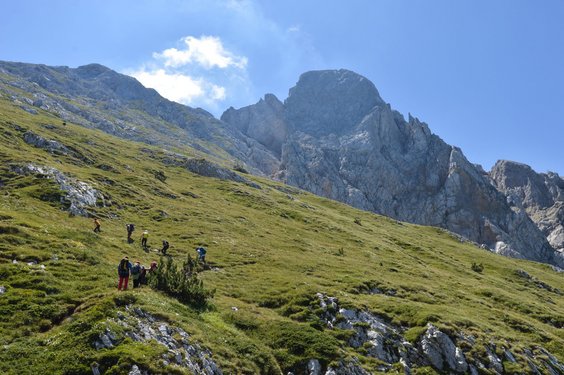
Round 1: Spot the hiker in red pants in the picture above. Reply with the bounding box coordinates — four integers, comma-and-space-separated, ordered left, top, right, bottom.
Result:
117, 256, 132, 290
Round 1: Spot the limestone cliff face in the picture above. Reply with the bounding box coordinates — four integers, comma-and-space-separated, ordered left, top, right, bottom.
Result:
490, 160, 564, 262
222, 69, 562, 267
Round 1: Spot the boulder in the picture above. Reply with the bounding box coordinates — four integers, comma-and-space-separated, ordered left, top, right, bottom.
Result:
419, 324, 468, 373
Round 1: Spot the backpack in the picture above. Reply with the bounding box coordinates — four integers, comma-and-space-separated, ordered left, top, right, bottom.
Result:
128, 224, 135, 232
119, 259, 129, 271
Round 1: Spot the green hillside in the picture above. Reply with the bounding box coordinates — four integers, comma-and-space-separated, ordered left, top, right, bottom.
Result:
0, 94, 562, 374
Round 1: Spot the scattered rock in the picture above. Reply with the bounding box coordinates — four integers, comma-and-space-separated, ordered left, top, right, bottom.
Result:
0, 286, 6, 294
307, 359, 322, 375
315, 293, 564, 374
184, 158, 261, 189
11, 163, 103, 216
96, 306, 223, 374
420, 324, 468, 373
325, 358, 371, 375
23, 131, 69, 155
128, 365, 145, 375
515, 269, 561, 294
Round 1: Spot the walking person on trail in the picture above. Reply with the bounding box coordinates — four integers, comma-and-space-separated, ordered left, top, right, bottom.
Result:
196, 246, 207, 264
117, 256, 132, 291
141, 230, 149, 249
126, 223, 135, 243
131, 261, 141, 288
93, 218, 101, 233
160, 240, 169, 255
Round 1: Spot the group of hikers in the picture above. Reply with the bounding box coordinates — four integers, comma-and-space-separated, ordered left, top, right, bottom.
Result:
93, 219, 208, 291
117, 257, 158, 290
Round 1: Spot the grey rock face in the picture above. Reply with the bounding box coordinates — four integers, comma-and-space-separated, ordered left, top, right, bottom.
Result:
183, 158, 261, 189
222, 70, 562, 266
284, 70, 385, 137
222, 93, 288, 157
490, 160, 564, 260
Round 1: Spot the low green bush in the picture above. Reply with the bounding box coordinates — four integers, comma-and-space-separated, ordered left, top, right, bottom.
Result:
148, 256, 214, 309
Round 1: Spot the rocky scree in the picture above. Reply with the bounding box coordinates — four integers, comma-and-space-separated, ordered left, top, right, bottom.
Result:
312, 293, 564, 374
94, 306, 223, 375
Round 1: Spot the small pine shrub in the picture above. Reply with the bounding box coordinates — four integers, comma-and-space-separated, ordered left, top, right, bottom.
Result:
148, 256, 214, 309
233, 163, 248, 174
471, 262, 484, 273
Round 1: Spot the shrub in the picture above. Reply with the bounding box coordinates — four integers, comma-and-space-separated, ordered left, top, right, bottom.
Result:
233, 163, 248, 174
471, 262, 484, 273
148, 256, 214, 309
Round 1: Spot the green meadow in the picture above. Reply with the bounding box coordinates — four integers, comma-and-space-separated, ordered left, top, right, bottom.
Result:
0, 94, 562, 374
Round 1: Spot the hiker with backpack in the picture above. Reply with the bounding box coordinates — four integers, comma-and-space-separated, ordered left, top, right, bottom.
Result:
117, 256, 132, 290
160, 240, 169, 255
126, 223, 135, 243
196, 247, 207, 264
93, 218, 101, 233
131, 261, 141, 288
140, 230, 149, 249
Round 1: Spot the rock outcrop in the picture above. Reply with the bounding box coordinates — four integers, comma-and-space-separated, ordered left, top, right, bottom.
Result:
222, 69, 562, 267
94, 306, 223, 374
490, 160, 564, 262
11, 163, 103, 216
313, 293, 564, 374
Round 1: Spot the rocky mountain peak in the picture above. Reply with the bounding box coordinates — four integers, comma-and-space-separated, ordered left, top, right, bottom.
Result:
221, 69, 563, 267
74, 63, 113, 79
490, 160, 564, 257
490, 160, 554, 209
284, 69, 385, 136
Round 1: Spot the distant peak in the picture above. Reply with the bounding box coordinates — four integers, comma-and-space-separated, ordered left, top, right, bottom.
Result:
75, 63, 112, 78
284, 69, 385, 136
491, 160, 533, 173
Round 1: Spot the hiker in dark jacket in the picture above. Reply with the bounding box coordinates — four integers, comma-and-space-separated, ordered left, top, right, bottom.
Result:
196, 247, 207, 264
126, 223, 135, 243
131, 261, 142, 288
160, 240, 169, 255
117, 256, 132, 290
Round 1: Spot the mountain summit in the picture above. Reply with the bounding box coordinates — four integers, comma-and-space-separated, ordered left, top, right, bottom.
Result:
222, 69, 564, 267
285, 69, 385, 136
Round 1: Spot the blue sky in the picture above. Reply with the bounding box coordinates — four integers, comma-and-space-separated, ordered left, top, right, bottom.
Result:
1, 0, 562, 174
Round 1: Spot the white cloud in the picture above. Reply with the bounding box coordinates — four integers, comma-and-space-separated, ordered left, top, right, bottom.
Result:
210, 85, 226, 100
154, 35, 248, 70
131, 69, 206, 104
287, 25, 300, 33
126, 35, 251, 114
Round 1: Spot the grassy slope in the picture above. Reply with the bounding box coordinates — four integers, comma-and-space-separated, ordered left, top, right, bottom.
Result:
0, 94, 562, 375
